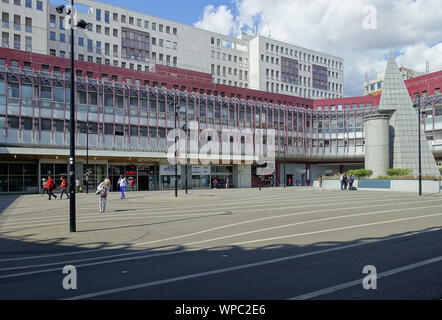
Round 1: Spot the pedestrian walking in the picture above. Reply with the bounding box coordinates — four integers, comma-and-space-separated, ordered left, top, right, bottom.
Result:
340, 173, 345, 190
46, 176, 57, 200
343, 173, 348, 190
42, 178, 48, 196
213, 178, 218, 189
349, 173, 355, 189
97, 178, 111, 214
130, 178, 135, 192
76, 178, 82, 193
60, 177, 69, 199
118, 175, 127, 199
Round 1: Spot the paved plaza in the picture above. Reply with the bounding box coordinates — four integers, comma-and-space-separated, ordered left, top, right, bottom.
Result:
0, 187, 441, 300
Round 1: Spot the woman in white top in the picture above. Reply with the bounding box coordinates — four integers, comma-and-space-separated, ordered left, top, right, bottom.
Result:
117, 175, 127, 199
98, 178, 111, 213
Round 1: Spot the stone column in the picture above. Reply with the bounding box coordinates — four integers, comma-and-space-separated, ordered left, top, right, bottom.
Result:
364, 114, 390, 178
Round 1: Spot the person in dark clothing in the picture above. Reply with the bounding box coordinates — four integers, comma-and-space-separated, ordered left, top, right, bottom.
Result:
343, 173, 348, 190
46, 176, 57, 200
349, 174, 355, 189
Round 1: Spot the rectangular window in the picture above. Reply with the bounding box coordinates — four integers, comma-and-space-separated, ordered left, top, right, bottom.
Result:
50, 14, 56, 28
96, 9, 101, 22
36, 1, 43, 10
13, 34, 20, 49
25, 0, 31, 8
25, 17, 32, 32
14, 15, 20, 31
2, 12, 9, 29
25, 36, 31, 51
2, 32, 9, 48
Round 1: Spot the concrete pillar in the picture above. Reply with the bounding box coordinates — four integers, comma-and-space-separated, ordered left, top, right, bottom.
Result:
364, 114, 390, 178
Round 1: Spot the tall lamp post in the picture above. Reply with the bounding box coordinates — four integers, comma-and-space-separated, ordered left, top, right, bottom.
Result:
86, 121, 89, 194
182, 125, 188, 194
169, 99, 180, 197
83, 122, 90, 194
56, 2, 89, 232
413, 98, 425, 196
283, 143, 287, 188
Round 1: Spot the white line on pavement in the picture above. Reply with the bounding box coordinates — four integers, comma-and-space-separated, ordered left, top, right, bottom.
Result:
0, 197, 438, 263
0, 194, 405, 230
0, 211, 441, 279
2, 200, 439, 272
62, 227, 442, 300
0, 192, 400, 224
288, 255, 442, 300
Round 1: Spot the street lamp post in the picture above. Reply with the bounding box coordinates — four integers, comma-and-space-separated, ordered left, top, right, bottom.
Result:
169, 99, 180, 198
413, 98, 423, 196
182, 125, 188, 194
86, 122, 89, 194
56, 2, 89, 232
283, 143, 286, 188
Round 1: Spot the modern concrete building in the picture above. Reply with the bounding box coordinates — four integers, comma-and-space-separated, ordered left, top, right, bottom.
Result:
0, 46, 441, 194
0, 0, 344, 99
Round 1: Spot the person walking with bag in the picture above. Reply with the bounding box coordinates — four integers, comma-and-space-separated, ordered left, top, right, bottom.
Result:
46, 176, 57, 200
97, 178, 111, 214
118, 175, 127, 199
42, 178, 48, 196
60, 177, 69, 199
349, 173, 355, 190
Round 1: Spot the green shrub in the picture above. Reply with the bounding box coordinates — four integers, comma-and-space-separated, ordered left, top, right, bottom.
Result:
386, 168, 412, 176
347, 169, 373, 178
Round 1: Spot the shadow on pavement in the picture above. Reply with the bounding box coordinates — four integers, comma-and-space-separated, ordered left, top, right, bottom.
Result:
0, 224, 441, 300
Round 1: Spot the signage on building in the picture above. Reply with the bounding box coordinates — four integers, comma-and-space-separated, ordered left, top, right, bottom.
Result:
160, 165, 181, 175
192, 165, 211, 175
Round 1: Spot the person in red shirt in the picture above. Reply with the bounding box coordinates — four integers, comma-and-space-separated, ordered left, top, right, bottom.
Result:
60, 177, 69, 199
46, 176, 57, 200
130, 178, 135, 192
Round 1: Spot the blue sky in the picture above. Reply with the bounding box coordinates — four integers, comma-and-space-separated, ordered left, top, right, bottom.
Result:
106, 0, 233, 25
52, 0, 234, 26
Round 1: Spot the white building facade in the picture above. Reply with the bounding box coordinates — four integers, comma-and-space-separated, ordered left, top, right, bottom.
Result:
1, 0, 344, 99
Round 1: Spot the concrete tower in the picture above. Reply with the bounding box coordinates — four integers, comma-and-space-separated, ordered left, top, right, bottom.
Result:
377, 50, 439, 176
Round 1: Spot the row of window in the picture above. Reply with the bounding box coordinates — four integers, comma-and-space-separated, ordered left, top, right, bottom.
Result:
93, 8, 178, 36
1, 12, 32, 32
46, 47, 179, 71
317, 104, 371, 111
1, 32, 32, 51
265, 42, 343, 71
211, 51, 248, 66
0, 60, 311, 105
211, 64, 248, 80
1, 0, 42, 10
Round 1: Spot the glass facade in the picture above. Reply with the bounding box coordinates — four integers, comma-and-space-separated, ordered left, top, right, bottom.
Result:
0, 162, 38, 193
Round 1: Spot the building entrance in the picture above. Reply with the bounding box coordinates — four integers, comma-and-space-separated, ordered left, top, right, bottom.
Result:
138, 175, 149, 191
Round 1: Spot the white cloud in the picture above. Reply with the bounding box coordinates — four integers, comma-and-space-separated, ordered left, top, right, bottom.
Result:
196, 0, 442, 97
194, 5, 235, 35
